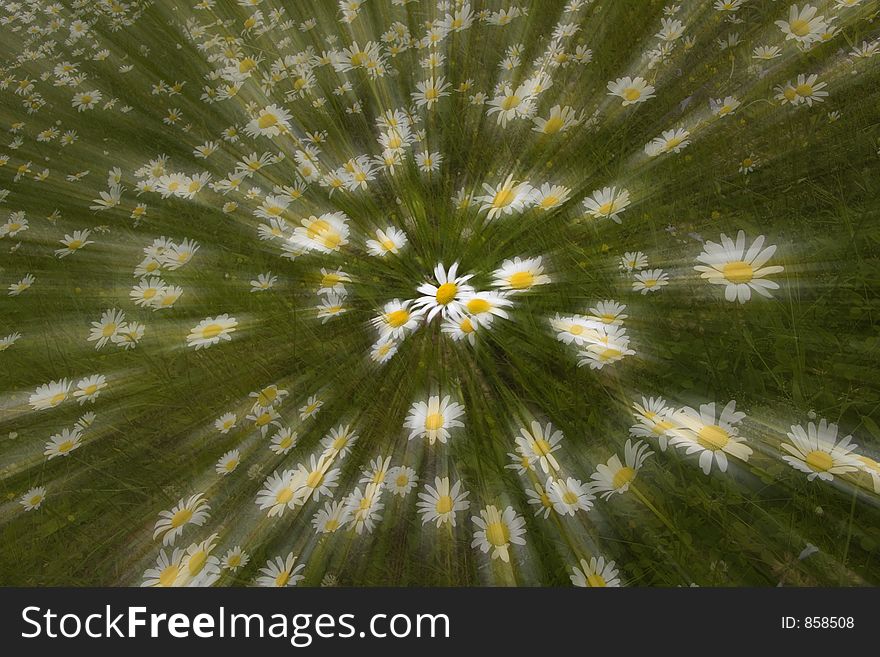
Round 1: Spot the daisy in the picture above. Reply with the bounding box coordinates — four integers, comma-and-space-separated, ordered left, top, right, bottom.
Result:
607, 76, 655, 105
477, 174, 535, 220
791, 73, 828, 107
365, 226, 408, 256
186, 314, 238, 349
711, 96, 741, 117
290, 212, 350, 254
321, 424, 358, 458
590, 440, 653, 499
417, 477, 470, 527
630, 397, 679, 451
317, 293, 347, 322
583, 186, 631, 223
295, 455, 340, 501
250, 272, 277, 292
161, 239, 200, 270
577, 328, 635, 369
130, 277, 166, 308
43, 426, 84, 460
245, 104, 292, 138
548, 476, 594, 515
299, 395, 323, 420
112, 322, 145, 349
441, 312, 482, 345
222, 546, 250, 571
250, 383, 288, 409
345, 484, 385, 534
215, 412, 237, 434
153, 494, 210, 546
20, 486, 46, 511
256, 469, 303, 517
256, 552, 305, 587
413, 262, 474, 321
533, 183, 572, 210
588, 300, 628, 326
459, 290, 512, 324
404, 395, 465, 444
515, 421, 564, 474
471, 505, 527, 562
88, 308, 127, 349
549, 314, 598, 346
269, 427, 298, 455
387, 466, 418, 497
694, 231, 784, 303
29, 378, 71, 410
752, 45, 782, 61
55, 229, 93, 258
411, 75, 451, 108
532, 105, 579, 134
776, 4, 828, 45
371, 298, 423, 339
492, 256, 551, 292
312, 500, 351, 533
526, 483, 555, 519
619, 251, 648, 272
215, 449, 240, 475
317, 267, 351, 296
670, 401, 753, 475
0, 332, 22, 351
73, 374, 107, 404
370, 337, 400, 363
632, 269, 668, 294
570, 556, 621, 587
645, 128, 690, 156
781, 418, 860, 482
486, 83, 535, 127
141, 548, 186, 587
176, 534, 221, 587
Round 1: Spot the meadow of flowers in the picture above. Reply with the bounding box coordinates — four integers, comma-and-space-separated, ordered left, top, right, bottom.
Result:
1, 0, 879, 587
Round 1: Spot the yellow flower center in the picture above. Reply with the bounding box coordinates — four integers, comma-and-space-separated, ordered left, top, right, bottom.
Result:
501, 95, 520, 111
50, 391, 67, 406
58, 440, 74, 453
805, 450, 833, 472
102, 322, 117, 337
790, 19, 810, 37
542, 116, 564, 134
508, 271, 534, 289
386, 309, 410, 327
306, 218, 330, 238
612, 466, 636, 490
795, 83, 813, 97
486, 521, 510, 547
697, 424, 730, 451
275, 487, 294, 505
622, 87, 641, 102
425, 412, 444, 431
435, 282, 457, 305
466, 298, 491, 314
187, 550, 206, 576
158, 565, 179, 587
170, 508, 193, 528
562, 490, 579, 505
306, 470, 324, 488
533, 439, 552, 456
201, 323, 223, 339
597, 201, 615, 215
275, 571, 290, 587
599, 348, 622, 361
492, 188, 515, 208
586, 574, 607, 587
395, 474, 409, 487
459, 318, 474, 333
435, 495, 453, 514
722, 261, 754, 283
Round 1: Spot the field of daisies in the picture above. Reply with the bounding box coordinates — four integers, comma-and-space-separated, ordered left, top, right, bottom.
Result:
1, 0, 879, 587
